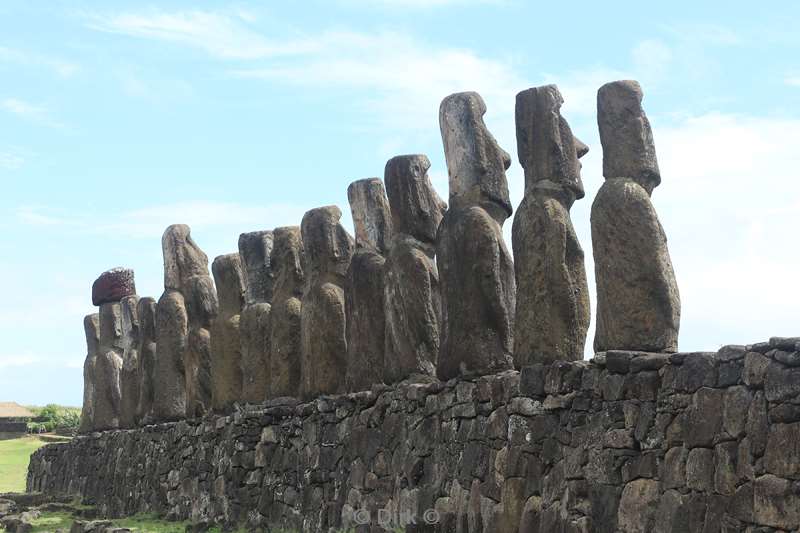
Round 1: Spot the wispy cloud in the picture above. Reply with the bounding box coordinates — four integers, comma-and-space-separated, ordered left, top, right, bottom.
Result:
786, 76, 800, 87
0, 353, 42, 368
0, 46, 79, 78
0, 148, 26, 170
16, 200, 308, 239
87, 10, 318, 60
1, 98, 63, 128
339, 0, 503, 7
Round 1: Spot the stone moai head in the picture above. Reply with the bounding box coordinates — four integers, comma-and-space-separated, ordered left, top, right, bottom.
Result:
300, 206, 354, 284
347, 178, 393, 254
439, 91, 512, 220
212, 253, 246, 317
84, 314, 100, 356
271, 226, 305, 299
238, 230, 274, 305
137, 297, 157, 343
91, 267, 136, 307
120, 295, 140, 350
184, 275, 219, 329
597, 80, 661, 194
98, 301, 124, 351
384, 154, 447, 244
516, 84, 589, 202
162, 224, 210, 292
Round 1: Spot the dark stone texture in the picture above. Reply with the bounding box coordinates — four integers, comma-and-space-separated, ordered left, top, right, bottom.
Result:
91, 267, 136, 307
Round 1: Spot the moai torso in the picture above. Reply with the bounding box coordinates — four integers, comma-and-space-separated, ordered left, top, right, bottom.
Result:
436, 92, 516, 380
79, 314, 100, 434
512, 85, 591, 365
119, 295, 141, 428
136, 297, 157, 425
269, 226, 305, 399
154, 224, 217, 420
591, 80, 680, 353
300, 206, 354, 399
345, 178, 393, 392
90, 267, 135, 431
211, 253, 245, 412
94, 301, 124, 430
383, 154, 446, 384
238, 231, 274, 403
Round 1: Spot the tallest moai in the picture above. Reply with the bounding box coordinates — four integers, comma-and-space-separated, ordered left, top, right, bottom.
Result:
436, 92, 516, 380
592, 80, 681, 353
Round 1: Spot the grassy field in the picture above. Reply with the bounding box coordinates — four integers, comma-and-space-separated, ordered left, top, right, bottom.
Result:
0, 435, 46, 492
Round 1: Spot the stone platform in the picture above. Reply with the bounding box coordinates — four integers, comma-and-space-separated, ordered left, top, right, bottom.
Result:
28, 339, 800, 532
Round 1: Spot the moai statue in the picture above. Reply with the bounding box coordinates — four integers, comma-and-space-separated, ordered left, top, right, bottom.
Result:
210, 253, 245, 412
119, 295, 141, 428
91, 268, 135, 431
268, 226, 305, 398
383, 155, 447, 383
153, 289, 188, 422
344, 178, 393, 391
300, 206, 354, 399
238, 231, 274, 403
436, 92, 516, 380
154, 224, 218, 421
592, 80, 680, 352
512, 85, 591, 366
79, 314, 100, 434
135, 297, 157, 425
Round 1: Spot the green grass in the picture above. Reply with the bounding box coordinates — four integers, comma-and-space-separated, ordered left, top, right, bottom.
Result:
0, 435, 46, 492
28, 511, 74, 532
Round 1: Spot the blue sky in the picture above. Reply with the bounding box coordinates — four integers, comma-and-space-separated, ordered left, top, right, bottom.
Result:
2, 1, 799, 406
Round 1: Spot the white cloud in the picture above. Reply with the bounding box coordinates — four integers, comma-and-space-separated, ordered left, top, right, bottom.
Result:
16, 200, 308, 240
0, 46, 79, 78
87, 10, 319, 60
0, 149, 25, 170
1, 98, 63, 127
340, 0, 502, 6
0, 354, 42, 368
786, 76, 800, 87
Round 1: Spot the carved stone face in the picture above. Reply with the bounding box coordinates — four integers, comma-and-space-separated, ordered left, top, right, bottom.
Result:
597, 80, 661, 194
439, 91, 512, 220
384, 154, 447, 244
271, 226, 305, 299
300, 206, 354, 282
347, 178, 393, 254
162, 224, 210, 292
211, 253, 245, 316
237, 230, 274, 305
515, 84, 588, 200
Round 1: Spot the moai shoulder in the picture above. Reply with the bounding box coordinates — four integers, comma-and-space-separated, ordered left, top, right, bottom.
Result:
437, 92, 516, 380
345, 178, 392, 392
592, 80, 680, 353
512, 84, 591, 366
383, 154, 446, 383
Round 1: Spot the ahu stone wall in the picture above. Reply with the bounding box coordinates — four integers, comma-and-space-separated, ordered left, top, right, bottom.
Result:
28, 339, 800, 532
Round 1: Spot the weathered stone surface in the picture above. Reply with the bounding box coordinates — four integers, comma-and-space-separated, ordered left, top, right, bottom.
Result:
238, 230, 274, 305
210, 253, 245, 412
30, 342, 800, 532
383, 155, 446, 384
592, 80, 680, 353
119, 295, 140, 428
345, 178, 392, 392
183, 275, 218, 418
135, 297, 157, 425
93, 303, 124, 431
300, 206, 354, 399
79, 314, 100, 433
596, 80, 660, 192
268, 226, 305, 399
153, 290, 188, 422
437, 92, 515, 380
162, 224, 210, 292
239, 303, 271, 402
513, 85, 590, 366
91, 267, 136, 307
